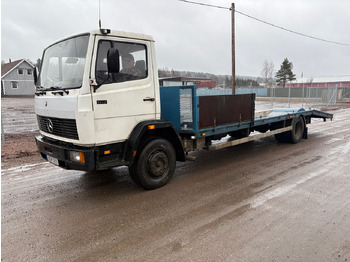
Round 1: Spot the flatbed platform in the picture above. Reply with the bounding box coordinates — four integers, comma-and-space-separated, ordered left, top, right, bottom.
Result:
160, 85, 333, 139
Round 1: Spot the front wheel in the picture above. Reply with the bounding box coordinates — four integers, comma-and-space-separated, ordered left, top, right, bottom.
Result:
129, 138, 176, 190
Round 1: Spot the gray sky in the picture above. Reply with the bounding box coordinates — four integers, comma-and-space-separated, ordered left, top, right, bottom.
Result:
2, 0, 350, 78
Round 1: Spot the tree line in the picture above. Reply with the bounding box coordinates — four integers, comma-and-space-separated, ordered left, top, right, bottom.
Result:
158, 68, 259, 88
159, 57, 296, 88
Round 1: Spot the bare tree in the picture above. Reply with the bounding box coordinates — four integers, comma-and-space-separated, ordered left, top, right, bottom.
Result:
261, 60, 275, 88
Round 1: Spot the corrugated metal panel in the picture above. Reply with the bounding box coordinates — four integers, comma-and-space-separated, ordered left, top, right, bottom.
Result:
199, 94, 254, 129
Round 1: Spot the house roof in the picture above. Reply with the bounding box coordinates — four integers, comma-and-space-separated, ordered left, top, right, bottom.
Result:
292, 75, 350, 84
1, 59, 34, 78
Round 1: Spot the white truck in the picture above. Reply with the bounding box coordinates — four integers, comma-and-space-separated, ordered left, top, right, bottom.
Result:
35, 29, 333, 189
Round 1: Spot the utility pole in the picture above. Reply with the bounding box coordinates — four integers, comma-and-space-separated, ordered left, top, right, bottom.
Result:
301, 72, 304, 108
231, 3, 235, 94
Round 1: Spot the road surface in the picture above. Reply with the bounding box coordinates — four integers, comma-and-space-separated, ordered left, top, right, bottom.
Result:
2, 107, 350, 261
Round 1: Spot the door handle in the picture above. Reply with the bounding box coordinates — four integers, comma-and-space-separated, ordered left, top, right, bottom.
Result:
143, 97, 155, 102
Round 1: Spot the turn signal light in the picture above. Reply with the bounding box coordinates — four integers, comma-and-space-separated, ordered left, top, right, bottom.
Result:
79, 152, 85, 164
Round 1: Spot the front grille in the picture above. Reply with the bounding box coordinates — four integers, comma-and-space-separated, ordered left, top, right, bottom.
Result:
37, 115, 79, 140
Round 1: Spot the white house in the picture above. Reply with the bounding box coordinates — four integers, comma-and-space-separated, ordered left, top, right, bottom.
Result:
1, 59, 35, 96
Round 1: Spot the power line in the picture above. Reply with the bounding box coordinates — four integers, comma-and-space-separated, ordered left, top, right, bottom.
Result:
178, 0, 350, 47
234, 9, 350, 47
179, 0, 229, 10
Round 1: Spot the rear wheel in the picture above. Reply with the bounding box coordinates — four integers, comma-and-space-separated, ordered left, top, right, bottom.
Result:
129, 138, 176, 190
275, 116, 305, 144
289, 116, 305, 144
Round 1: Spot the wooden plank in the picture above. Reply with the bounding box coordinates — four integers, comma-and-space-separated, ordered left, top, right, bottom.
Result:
207, 126, 293, 151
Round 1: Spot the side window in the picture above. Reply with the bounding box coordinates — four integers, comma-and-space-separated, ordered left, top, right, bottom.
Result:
95, 40, 148, 85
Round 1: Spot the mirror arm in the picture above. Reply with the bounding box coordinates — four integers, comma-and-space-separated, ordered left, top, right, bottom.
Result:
93, 74, 111, 93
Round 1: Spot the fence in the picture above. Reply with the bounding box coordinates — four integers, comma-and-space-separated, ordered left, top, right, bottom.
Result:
198, 86, 350, 108
268, 86, 350, 107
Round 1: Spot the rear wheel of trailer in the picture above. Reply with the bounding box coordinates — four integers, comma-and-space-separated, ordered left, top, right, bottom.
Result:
275, 116, 305, 144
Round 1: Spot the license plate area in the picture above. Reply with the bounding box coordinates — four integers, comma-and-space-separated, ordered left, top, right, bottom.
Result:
47, 155, 59, 165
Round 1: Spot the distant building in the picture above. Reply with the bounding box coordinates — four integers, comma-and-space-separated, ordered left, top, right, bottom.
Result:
284, 76, 350, 88
1, 59, 35, 96
159, 76, 216, 88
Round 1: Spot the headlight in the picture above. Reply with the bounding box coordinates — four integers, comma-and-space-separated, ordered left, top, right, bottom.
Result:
69, 151, 85, 164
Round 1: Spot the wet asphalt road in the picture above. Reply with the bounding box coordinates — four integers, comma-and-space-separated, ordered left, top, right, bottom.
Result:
2, 108, 350, 261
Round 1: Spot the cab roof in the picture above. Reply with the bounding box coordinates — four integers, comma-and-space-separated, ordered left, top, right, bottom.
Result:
90, 29, 155, 42
54, 29, 155, 43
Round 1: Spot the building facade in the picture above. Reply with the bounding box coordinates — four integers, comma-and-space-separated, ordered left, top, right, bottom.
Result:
284, 76, 350, 88
1, 59, 35, 96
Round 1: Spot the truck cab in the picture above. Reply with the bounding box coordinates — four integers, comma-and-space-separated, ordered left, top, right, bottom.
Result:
36, 30, 160, 146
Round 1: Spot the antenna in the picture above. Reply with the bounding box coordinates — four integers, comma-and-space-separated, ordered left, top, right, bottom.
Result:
98, 0, 102, 30
98, 0, 110, 34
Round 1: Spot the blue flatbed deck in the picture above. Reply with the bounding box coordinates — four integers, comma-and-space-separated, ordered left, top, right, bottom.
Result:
160, 85, 333, 138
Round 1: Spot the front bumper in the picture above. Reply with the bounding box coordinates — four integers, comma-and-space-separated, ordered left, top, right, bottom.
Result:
35, 135, 96, 171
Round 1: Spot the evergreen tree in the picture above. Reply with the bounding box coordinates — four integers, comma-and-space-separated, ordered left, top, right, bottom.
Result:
275, 58, 296, 88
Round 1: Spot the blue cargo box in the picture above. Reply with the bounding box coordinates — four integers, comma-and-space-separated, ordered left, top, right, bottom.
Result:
160, 85, 255, 137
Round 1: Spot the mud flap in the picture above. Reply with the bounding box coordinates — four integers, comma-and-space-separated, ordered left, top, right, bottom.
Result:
303, 126, 308, 139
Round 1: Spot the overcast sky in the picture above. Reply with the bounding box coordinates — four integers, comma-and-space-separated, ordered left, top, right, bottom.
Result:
1, 0, 350, 78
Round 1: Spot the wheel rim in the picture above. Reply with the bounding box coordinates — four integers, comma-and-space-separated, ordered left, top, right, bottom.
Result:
147, 149, 169, 178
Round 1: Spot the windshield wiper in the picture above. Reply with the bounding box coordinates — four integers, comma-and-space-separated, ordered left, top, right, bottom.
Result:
35, 85, 46, 96
47, 86, 62, 91
35, 90, 46, 96
52, 89, 69, 96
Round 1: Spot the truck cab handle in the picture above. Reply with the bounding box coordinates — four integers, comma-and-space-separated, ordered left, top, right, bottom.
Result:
143, 97, 155, 102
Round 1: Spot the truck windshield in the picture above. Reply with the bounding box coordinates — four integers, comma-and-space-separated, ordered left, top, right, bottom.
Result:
38, 34, 89, 90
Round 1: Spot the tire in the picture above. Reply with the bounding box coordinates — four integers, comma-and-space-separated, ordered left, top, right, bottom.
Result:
289, 116, 305, 144
275, 116, 305, 144
129, 138, 176, 190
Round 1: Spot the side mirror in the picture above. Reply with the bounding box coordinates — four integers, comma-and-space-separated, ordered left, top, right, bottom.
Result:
107, 48, 120, 73
33, 66, 38, 86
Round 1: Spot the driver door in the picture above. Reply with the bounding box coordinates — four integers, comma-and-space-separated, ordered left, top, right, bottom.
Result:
91, 36, 156, 145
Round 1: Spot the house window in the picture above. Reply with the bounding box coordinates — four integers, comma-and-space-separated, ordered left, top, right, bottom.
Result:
11, 81, 18, 89
27, 69, 33, 75
18, 69, 24, 74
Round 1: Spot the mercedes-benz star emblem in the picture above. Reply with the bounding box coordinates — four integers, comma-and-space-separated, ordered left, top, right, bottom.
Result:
47, 119, 54, 133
